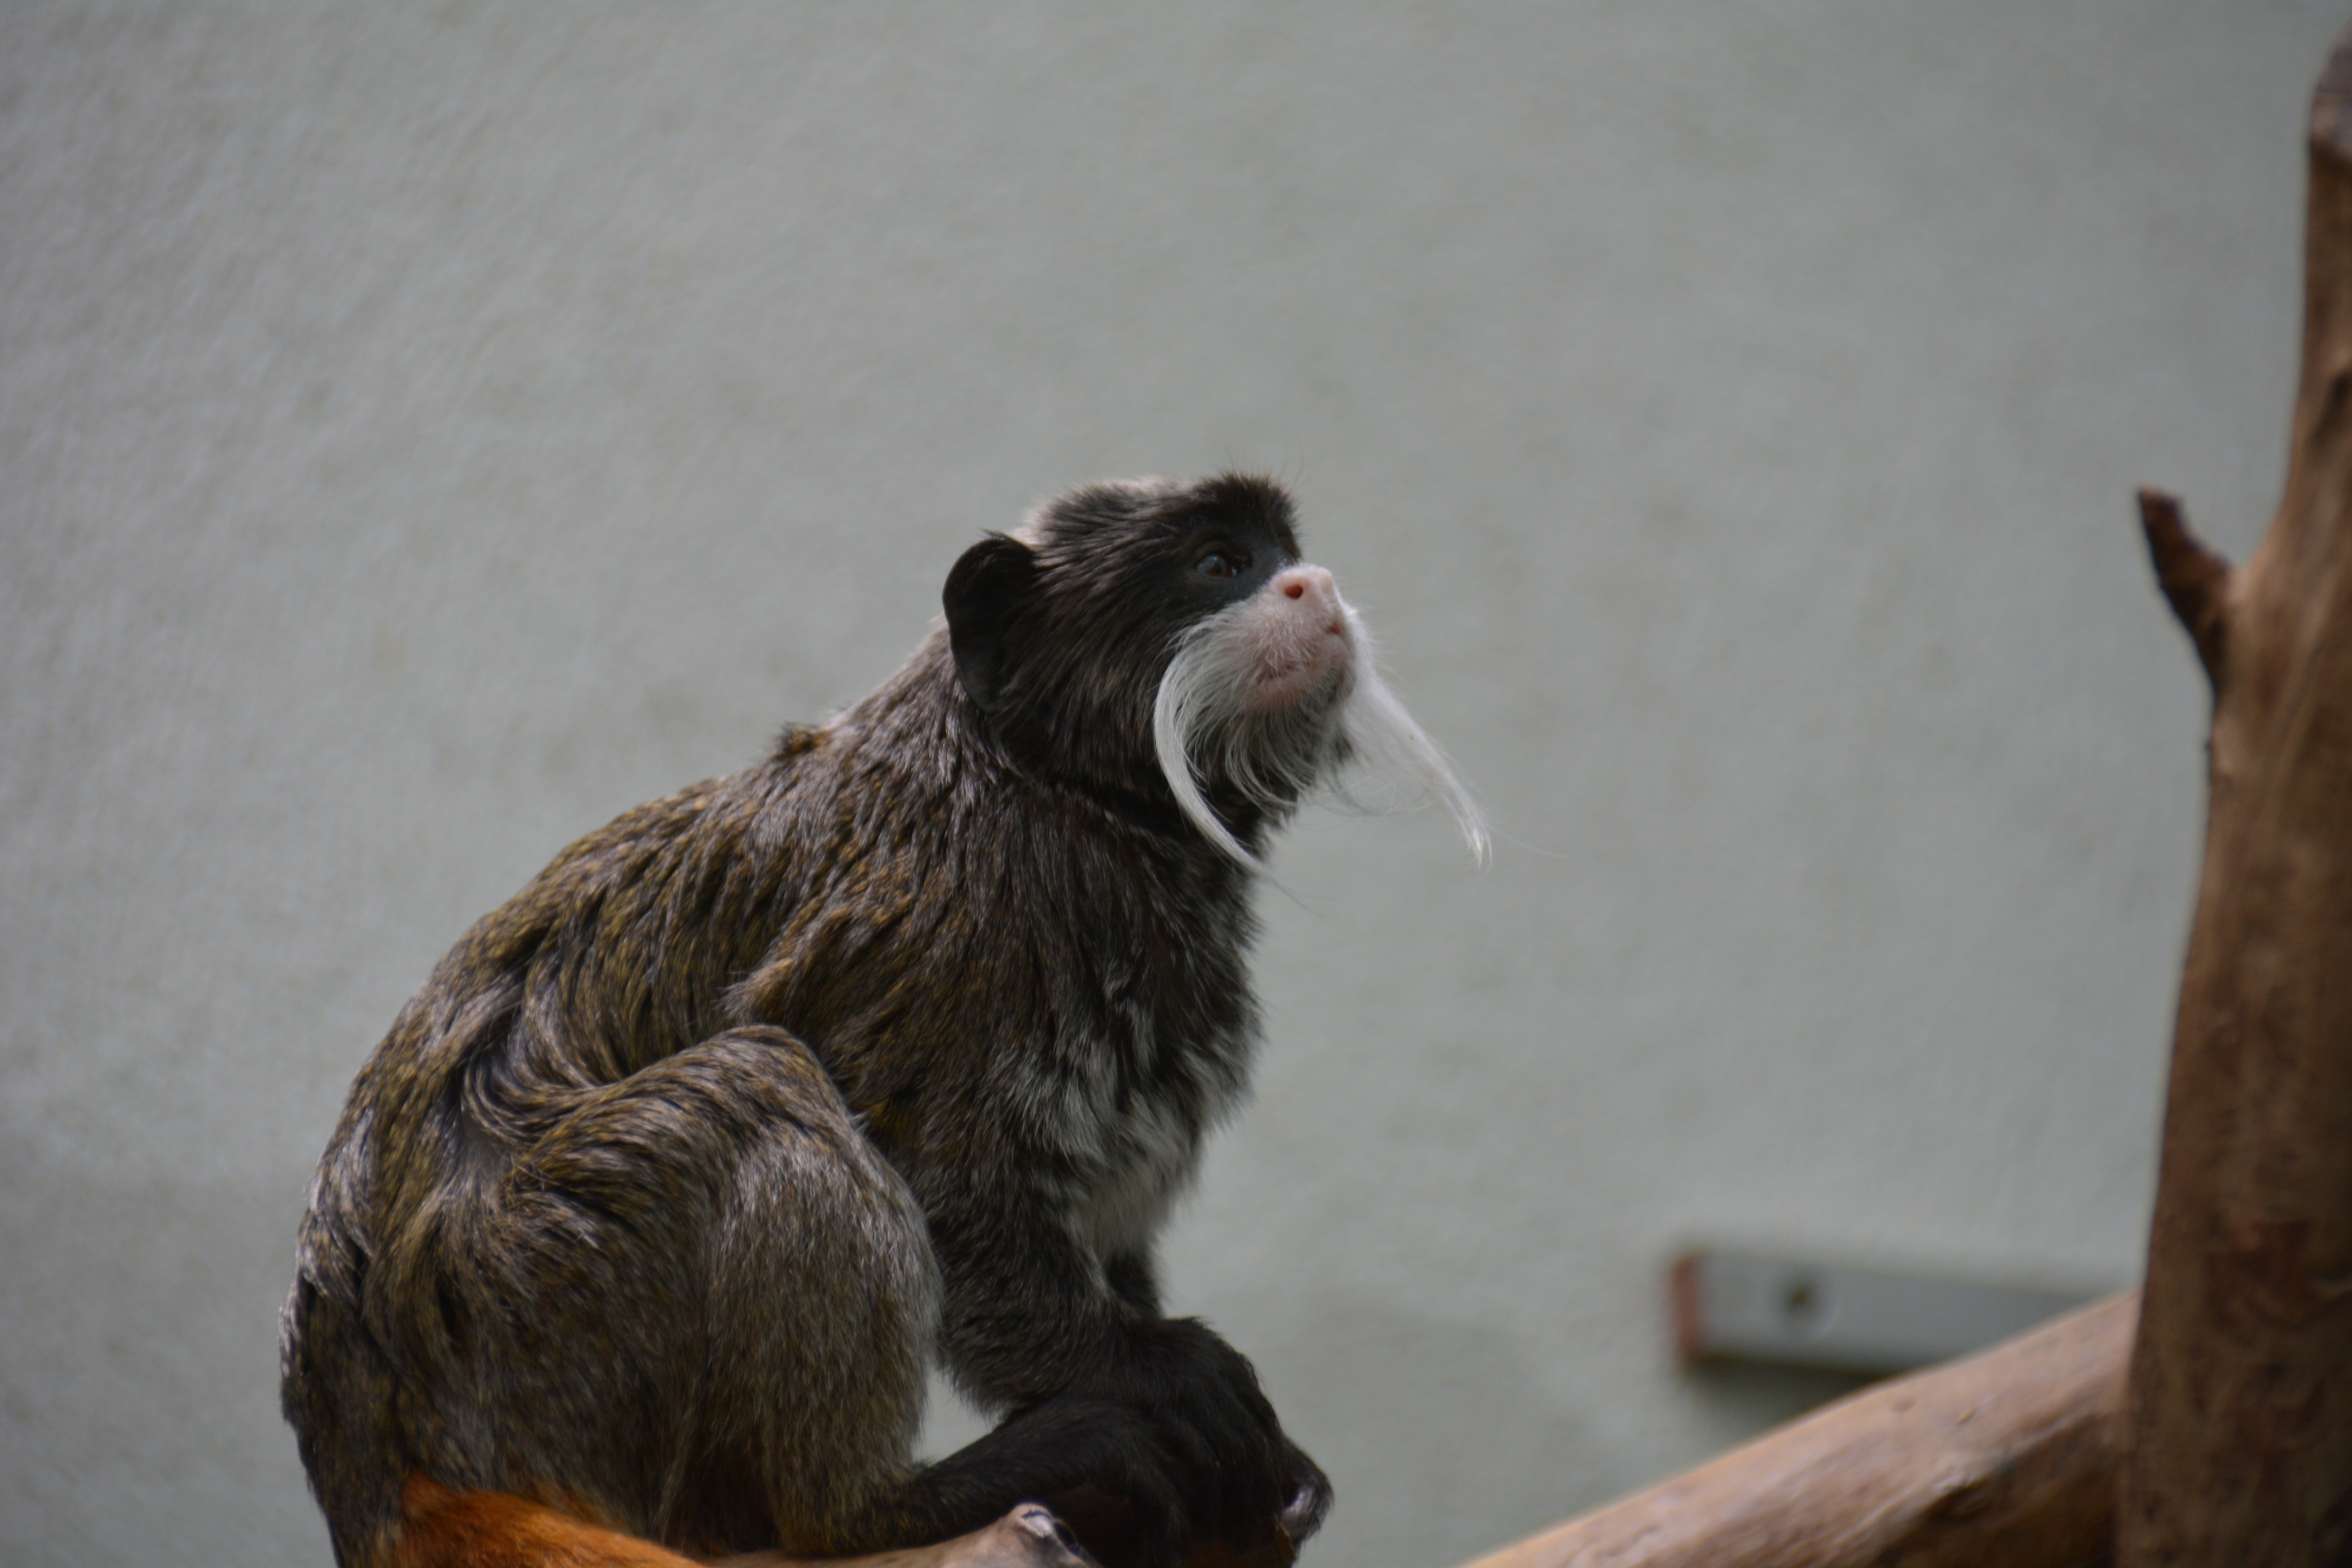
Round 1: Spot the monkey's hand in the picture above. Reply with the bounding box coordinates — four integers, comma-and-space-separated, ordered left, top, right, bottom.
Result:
1080, 1317, 1330, 1565
923, 1190, 1326, 1564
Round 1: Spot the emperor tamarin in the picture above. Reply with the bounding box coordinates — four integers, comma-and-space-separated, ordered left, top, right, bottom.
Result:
279, 473, 1484, 1568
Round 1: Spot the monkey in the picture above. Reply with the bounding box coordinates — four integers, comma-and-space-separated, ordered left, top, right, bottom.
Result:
279, 473, 1485, 1568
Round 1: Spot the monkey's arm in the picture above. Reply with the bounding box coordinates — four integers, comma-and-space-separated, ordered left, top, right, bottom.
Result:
913, 1168, 1328, 1559
1101, 1251, 1162, 1318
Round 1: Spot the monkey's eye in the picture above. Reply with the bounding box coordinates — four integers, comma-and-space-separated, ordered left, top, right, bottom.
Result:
1195, 549, 1248, 580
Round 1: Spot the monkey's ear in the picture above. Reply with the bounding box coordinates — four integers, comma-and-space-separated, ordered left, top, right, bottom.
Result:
943, 534, 1038, 711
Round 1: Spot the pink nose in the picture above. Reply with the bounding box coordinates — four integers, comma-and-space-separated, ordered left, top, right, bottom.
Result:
1274, 564, 1339, 619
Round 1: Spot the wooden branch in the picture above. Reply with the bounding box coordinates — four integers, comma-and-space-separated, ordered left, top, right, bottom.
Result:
714, 1506, 1295, 1568
2118, 23, 2352, 1567
716, 1506, 1100, 1568
2137, 487, 2231, 683
1454, 1291, 2134, 1568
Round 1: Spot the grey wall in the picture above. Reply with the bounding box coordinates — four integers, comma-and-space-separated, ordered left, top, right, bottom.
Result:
2, 5, 2337, 1566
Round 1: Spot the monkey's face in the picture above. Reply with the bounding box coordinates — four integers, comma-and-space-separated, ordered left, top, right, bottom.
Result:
1224, 563, 1353, 717
945, 473, 1483, 864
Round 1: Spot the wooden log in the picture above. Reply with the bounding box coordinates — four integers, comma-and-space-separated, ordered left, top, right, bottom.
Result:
2117, 24, 2352, 1567
714, 1504, 1294, 1568
714, 1505, 1100, 1568
1452, 1290, 2133, 1568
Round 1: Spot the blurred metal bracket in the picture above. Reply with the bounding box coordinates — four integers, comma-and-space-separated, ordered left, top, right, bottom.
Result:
1672, 1247, 2102, 1376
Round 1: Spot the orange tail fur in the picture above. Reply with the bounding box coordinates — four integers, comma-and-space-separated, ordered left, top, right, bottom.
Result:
395, 1475, 705, 1568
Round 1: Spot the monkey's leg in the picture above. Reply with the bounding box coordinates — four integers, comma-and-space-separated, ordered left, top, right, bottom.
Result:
395, 1025, 941, 1562
403, 1029, 1179, 1566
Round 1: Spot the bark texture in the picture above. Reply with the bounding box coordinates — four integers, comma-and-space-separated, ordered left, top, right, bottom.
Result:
719, 1506, 1100, 1568
2117, 25, 2352, 1568
720, 1509, 1292, 1568
1453, 1292, 2133, 1568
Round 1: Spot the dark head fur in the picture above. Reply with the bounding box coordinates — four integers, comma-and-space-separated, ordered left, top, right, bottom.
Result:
945, 473, 1482, 863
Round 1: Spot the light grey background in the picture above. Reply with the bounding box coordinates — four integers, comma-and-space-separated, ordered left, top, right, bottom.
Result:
1, 5, 2336, 1566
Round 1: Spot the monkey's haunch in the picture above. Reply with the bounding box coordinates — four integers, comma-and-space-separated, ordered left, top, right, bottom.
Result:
280, 474, 1475, 1568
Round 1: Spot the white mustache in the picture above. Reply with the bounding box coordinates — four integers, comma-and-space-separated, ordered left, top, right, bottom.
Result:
1151, 585, 1488, 868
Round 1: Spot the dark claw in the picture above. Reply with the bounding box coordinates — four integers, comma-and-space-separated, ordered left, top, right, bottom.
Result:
1275, 1445, 1331, 1544
1009, 1503, 1103, 1566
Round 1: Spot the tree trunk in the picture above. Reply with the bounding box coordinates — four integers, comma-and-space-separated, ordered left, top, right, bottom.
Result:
2117, 25, 2352, 1567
